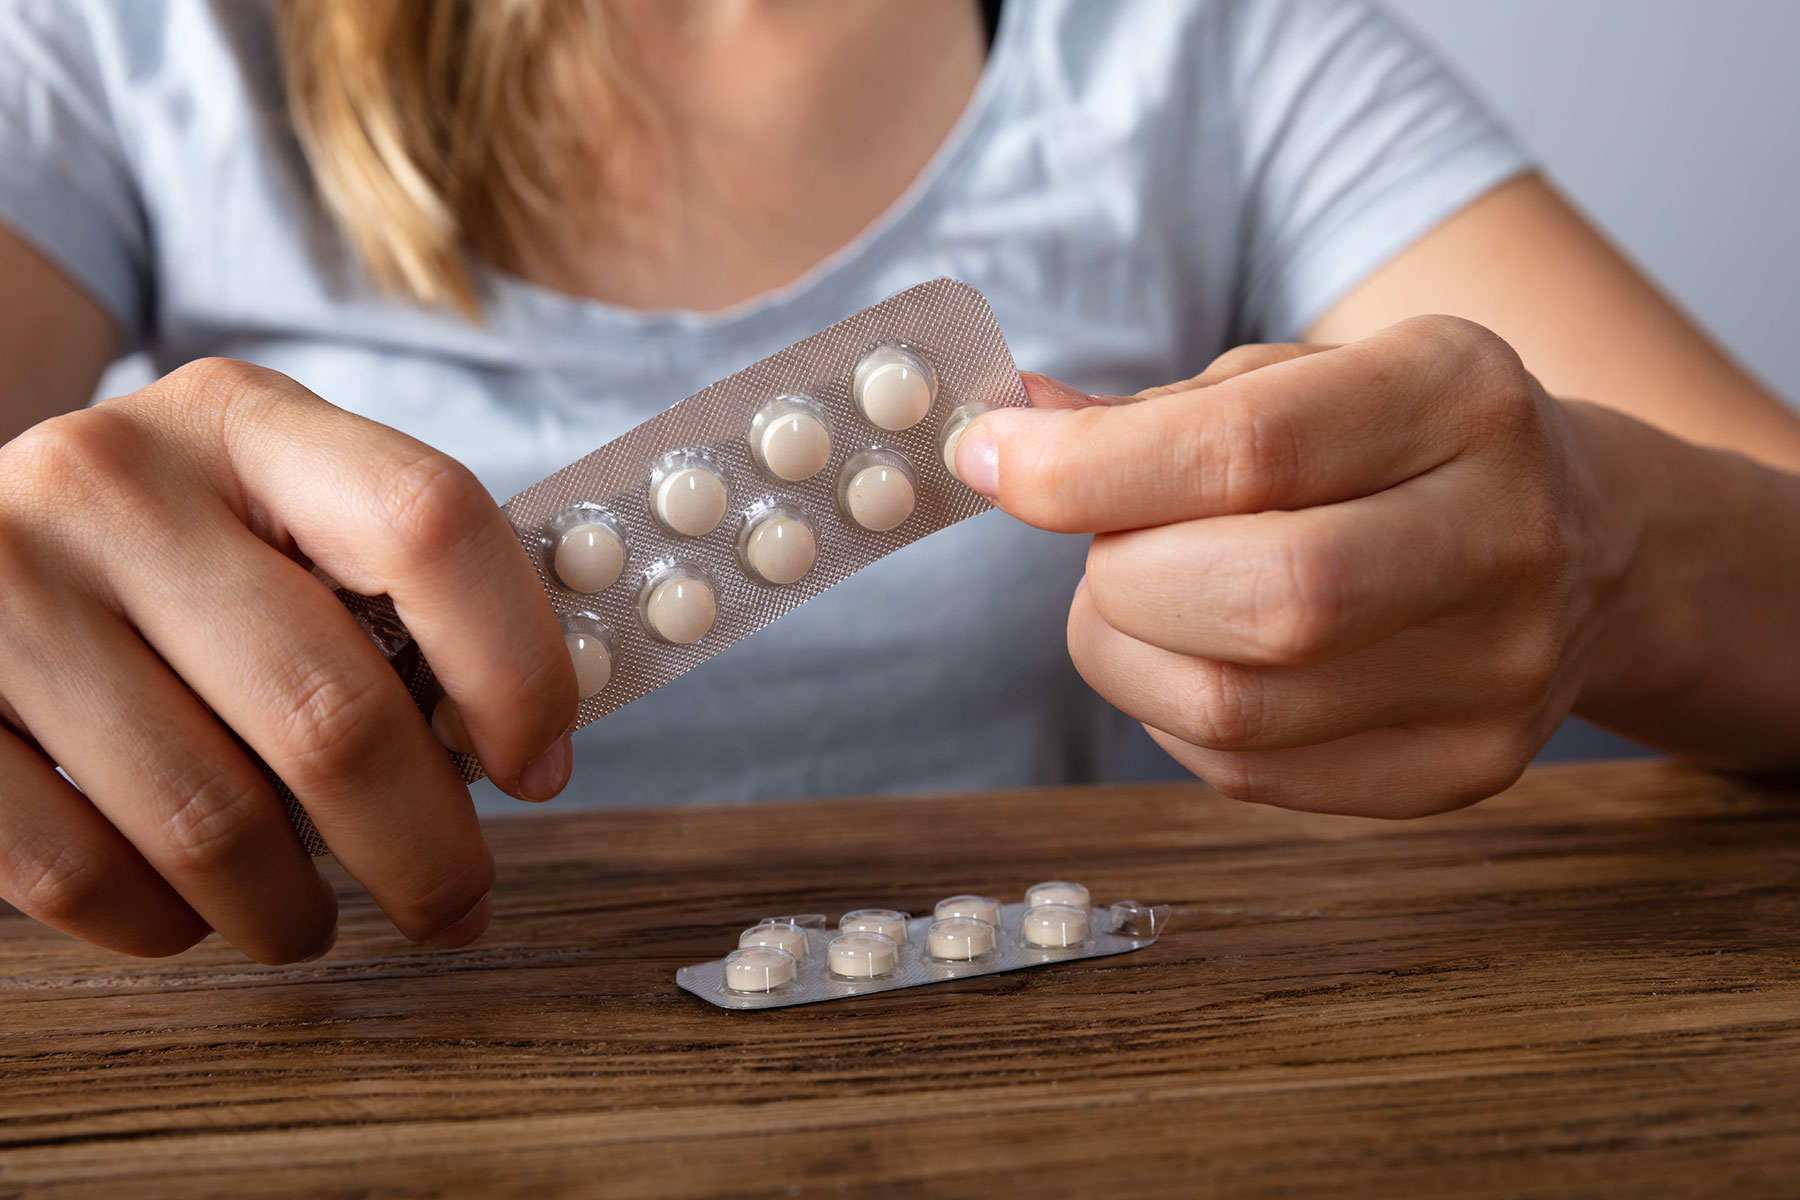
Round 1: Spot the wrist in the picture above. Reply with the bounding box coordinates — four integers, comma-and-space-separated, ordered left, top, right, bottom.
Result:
1562, 399, 1800, 767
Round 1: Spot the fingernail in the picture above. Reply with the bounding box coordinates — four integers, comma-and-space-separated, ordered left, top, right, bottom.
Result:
517, 731, 572, 802
426, 891, 492, 950
301, 925, 338, 963
1074, 573, 1088, 595
1020, 371, 1094, 408
956, 425, 999, 498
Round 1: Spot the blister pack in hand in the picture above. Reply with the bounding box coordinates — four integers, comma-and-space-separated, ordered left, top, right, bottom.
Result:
276, 279, 1024, 854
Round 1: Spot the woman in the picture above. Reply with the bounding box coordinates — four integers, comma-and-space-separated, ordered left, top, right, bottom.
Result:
1, 0, 1796, 964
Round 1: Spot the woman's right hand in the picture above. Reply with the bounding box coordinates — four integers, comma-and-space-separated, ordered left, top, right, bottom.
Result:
0, 358, 579, 962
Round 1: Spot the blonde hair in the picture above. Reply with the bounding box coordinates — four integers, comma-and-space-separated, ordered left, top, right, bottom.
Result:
276, 0, 639, 317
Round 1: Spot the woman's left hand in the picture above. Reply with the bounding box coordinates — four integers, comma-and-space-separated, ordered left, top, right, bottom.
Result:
957, 316, 1629, 816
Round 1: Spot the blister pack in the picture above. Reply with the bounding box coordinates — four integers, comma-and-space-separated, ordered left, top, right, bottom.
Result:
275, 278, 1024, 854
677, 881, 1172, 1010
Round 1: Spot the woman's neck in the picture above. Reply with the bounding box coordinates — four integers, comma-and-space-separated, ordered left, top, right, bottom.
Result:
511, 0, 986, 313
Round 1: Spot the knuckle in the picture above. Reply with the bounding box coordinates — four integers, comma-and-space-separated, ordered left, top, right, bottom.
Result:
1195, 753, 1265, 806
1176, 660, 1269, 751
0, 409, 140, 513
161, 763, 276, 874
1252, 535, 1354, 665
376, 450, 493, 570
396, 855, 496, 940
277, 662, 396, 787
1209, 403, 1299, 513
13, 842, 112, 929
161, 356, 281, 406
1457, 727, 1535, 803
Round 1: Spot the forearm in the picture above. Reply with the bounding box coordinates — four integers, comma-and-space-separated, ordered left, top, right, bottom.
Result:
0, 223, 117, 443
1570, 400, 1800, 770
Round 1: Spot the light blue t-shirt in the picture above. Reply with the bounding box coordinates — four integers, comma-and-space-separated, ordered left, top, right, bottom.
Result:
0, 0, 1528, 810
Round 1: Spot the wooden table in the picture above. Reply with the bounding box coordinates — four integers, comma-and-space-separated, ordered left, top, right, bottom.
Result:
3, 760, 1798, 1197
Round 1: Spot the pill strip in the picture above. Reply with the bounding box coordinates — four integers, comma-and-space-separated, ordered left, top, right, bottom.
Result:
676, 889, 1172, 1011
272, 279, 1022, 855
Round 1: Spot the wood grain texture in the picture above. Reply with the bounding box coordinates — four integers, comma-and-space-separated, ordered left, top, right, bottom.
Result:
3, 761, 1799, 1198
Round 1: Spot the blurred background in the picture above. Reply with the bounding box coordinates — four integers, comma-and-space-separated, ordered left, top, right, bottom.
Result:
95, 0, 1800, 771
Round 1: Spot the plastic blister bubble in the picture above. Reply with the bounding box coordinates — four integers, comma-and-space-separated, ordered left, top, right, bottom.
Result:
677, 884, 1172, 1011
267, 279, 1025, 856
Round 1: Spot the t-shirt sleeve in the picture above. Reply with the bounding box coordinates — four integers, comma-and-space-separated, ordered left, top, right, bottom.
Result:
0, 0, 151, 349
1225, 0, 1532, 341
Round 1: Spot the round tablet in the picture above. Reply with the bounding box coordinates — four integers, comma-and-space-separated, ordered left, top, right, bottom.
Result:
741, 511, 817, 585
723, 945, 796, 992
854, 345, 935, 431
739, 921, 808, 959
839, 908, 910, 945
933, 894, 1000, 927
429, 696, 474, 756
553, 521, 626, 593
652, 465, 728, 537
844, 463, 915, 532
642, 571, 717, 644
562, 625, 614, 699
1025, 881, 1090, 911
926, 917, 995, 961
1021, 903, 1090, 948
828, 931, 898, 978
758, 410, 832, 481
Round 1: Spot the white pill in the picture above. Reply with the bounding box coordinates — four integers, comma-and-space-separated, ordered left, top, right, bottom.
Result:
927, 917, 995, 961
933, 894, 1000, 927
429, 696, 474, 755
1025, 881, 1090, 911
724, 945, 796, 992
742, 512, 817, 585
1022, 903, 1090, 948
642, 572, 717, 644
828, 931, 898, 978
653, 466, 728, 537
758, 410, 832, 481
844, 464, 916, 532
942, 424, 969, 478
739, 922, 808, 959
854, 345, 935, 431
839, 908, 910, 945
553, 522, 625, 593
563, 627, 614, 698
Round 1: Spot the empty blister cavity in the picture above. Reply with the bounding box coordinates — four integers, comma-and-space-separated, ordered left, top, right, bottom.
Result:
724, 945, 797, 993
560, 614, 615, 699
638, 565, 718, 644
838, 449, 917, 532
737, 504, 818, 586
1021, 903, 1090, 948
749, 394, 832, 482
649, 451, 729, 538
927, 917, 996, 961
839, 908, 910, 945
1025, 881, 1090, 911
740, 920, 810, 959
546, 504, 627, 594
933, 894, 1000, 927
828, 931, 899, 978
853, 343, 936, 431
938, 401, 993, 480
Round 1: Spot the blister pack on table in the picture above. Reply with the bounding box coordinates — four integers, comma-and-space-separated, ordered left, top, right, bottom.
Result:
678, 881, 1172, 1010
